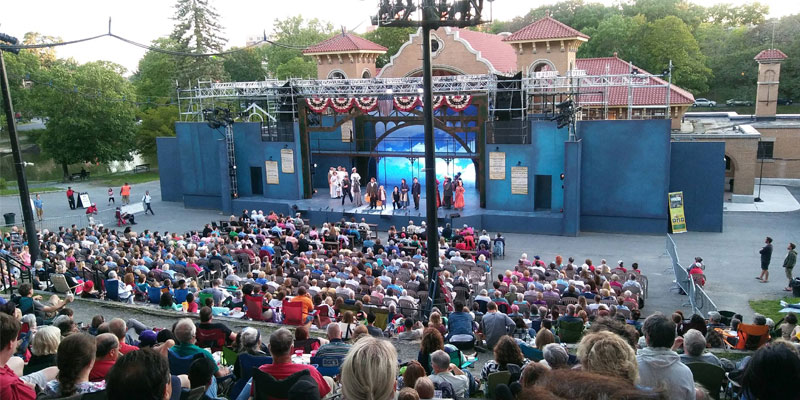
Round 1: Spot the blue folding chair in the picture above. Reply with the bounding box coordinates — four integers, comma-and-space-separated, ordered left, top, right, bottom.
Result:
167, 349, 205, 375
147, 286, 162, 304
105, 280, 120, 301
174, 288, 189, 303
230, 353, 273, 400
310, 355, 345, 377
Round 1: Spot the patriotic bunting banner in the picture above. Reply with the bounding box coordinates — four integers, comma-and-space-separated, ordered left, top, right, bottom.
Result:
393, 96, 421, 111
330, 97, 355, 113
306, 97, 329, 113
431, 95, 445, 109
354, 97, 378, 112
446, 95, 472, 111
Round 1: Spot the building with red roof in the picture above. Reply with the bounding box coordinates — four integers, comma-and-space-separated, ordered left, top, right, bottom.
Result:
302, 32, 387, 79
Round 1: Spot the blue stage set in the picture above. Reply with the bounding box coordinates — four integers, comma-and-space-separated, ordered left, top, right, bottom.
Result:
157, 113, 724, 235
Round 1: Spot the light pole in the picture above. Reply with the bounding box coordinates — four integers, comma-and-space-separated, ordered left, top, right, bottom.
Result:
372, 0, 487, 317
0, 33, 40, 265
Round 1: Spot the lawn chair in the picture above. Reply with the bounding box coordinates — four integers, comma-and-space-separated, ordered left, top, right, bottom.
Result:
372, 307, 389, 331
230, 353, 273, 400
252, 368, 310, 400
198, 291, 215, 307
104, 280, 120, 302
245, 294, 265, 321
282, 301, 305, 326
315, 304, 332, 328
557, 319, 585, 344
686, 362, 726, 400
222, 346, 238, 367
726, 323, 770, 350
196, 326, 228, 353
485, 371, 511, 399
50, 274, 79, 294
173, 288, 189, 304
147, 286, 162, 304
310, 354, 345, 377
167, 350, 205, 375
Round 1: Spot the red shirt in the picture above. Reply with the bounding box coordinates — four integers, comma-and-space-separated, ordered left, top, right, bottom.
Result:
186, 301, 198, 313
252, 363, 330, 398
89, 358, 115, 382
1, 365, 36, 400
119, 342, 139, 355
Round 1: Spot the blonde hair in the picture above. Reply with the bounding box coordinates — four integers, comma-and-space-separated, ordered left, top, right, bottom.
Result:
31, 326, 61, 356
577, 331, 638, 383
341, 336, 398, 400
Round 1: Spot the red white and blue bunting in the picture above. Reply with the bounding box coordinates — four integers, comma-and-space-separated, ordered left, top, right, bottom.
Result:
354, 97, 378, 112
306, 97, 329, 113
330, 97, 355, 113
445, 95, 472, 111
393, 96, 420, 112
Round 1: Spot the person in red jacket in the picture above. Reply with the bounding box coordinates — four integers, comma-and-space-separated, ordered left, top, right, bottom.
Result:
688, 263, 705, 286
66, 187, 75, 210
1, 313, 37, 400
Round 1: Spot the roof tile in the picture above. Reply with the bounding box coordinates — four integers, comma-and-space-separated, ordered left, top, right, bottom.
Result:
450, 28, 517, 74
303, 33, 387, 54
576, 56, 695, 105
754, 49, 788, 61
503, 16, 589, 42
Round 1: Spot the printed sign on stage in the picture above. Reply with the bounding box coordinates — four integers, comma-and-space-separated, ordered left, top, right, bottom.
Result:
265, 161, 279, 184
511, 166, 528, 195
668, 191, 687, 233
489, 151, 505, 180
341, 120, 353, 143
280, 149, 295, 174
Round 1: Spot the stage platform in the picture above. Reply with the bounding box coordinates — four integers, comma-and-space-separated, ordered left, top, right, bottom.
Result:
232, 191, 570, 235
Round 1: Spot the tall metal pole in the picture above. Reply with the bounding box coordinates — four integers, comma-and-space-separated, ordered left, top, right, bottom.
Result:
422, 22, 440, 318
0, 50, 40, 264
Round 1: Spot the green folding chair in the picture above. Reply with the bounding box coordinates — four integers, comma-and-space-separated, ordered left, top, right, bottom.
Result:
222, 346, 238, 367
557, 320, 585, 344
485, 371, 511, 399
198, 291, 215, 307
686, 362, 726, 400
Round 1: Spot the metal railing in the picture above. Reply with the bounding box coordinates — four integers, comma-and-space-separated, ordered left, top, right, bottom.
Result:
666, 234, 717, 316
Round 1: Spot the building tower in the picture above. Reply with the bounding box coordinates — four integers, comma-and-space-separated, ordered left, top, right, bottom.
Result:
303, 32, 387, 80
754, 49, 788, 118
502, 16, 589, 76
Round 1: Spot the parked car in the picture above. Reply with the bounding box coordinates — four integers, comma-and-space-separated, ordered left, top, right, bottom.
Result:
726, 99, 754, 106
693, 98, 716, 107
777, 98, 793, 105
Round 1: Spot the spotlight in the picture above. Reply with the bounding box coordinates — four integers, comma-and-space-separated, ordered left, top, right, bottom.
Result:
385, 88, 394, 94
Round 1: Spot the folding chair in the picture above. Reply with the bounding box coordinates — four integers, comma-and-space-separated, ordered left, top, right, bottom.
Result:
252, 368, 310, 400
282, 301, 305, 326
485, 371, 511, 399
230, 353, 273, 400
686, 362, 726, 400
196, 326, 228, 353
557, 320, 585, 344
372, 307, 390, 331
173, 288, 189, 303
726, 323, 770, 350
50, 274, 79, 294
315, 304, 332, 328
198, 291, 215, 307
310, 355, 345, 377
167, 350, 205, 375
104, 280, 120, 301
245, 294, 265, 321
147, 286, 162, 304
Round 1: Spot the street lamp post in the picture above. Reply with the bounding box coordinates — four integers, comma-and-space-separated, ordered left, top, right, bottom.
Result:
372, 0, 488, 318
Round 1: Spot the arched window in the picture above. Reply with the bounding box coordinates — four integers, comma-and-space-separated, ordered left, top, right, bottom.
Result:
362, 69, 372, 78
328, 70, 347, 79
529, 59, 557, 76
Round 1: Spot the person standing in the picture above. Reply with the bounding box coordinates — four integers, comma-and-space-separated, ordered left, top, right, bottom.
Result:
86, 203, 98, 225
758, 236, 773, 283
412, 177, 421, 210
33, 194, 44, 221
328, 167, 337, 198
454, 180, 465, 211
379, 185, 387, 210
400, 178, 410, 209
120, 182, 131, 205
341, 176, 353, 205
142, 191, 154, 215
784, 243, 797, 292
366, 178, 379, 210
442, 177, 454, 209
351, 167, 362, 207
392, 186, 401, 210
107, 187, 115, 205
66, 187, 75, 210
435, 178, 441, 208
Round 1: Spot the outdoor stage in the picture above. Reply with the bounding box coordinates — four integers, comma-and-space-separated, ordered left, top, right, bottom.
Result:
232, 190, 568, 235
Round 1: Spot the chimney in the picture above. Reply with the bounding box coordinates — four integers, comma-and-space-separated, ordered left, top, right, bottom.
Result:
754, 48, 788, 118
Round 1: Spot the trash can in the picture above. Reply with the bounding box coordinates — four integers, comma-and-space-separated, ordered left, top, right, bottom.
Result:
3, 213, 14, 225
792, 278, 800, 298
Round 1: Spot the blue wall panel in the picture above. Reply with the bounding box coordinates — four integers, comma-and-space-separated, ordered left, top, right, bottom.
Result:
578, 120, 671, 233
485, 121, 568, 212
175, 123, 225, 210
156, 137, 183, 202
232, 122, 303, 200
669, 141, 725, 232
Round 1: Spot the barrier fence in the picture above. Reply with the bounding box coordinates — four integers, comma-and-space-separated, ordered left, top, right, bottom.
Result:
666, 234, 717, 316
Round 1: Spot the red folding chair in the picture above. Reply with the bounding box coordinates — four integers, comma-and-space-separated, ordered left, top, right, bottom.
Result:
727, 323, 770, 350
315, 304, 332, 329
283, 302, 305, 326
245, 294, 265, 321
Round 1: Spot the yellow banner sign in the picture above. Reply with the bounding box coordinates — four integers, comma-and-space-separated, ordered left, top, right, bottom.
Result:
668, 191, 687, 233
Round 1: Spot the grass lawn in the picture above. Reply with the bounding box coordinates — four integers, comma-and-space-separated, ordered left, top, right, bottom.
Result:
97, 170, 160, 187
0, 186, 62, 196
749, 296, 800, 322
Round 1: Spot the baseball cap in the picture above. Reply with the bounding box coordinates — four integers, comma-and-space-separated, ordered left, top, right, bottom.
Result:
138, 330, 158, 347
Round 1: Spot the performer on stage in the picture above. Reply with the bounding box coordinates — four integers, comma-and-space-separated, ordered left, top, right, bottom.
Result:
392, 186, 401, 209
328, 167, 338, 198
337, 166, 347, 197
351, 167, 362, 207
367, 178, 379, 209
435, 178, 441, 208
341, 175, 353, 205
400, 178, 410, 209
454, 180, 465, 211
412, 177, 421, 210
379, 185, 387, 210
442, 177, 454, 209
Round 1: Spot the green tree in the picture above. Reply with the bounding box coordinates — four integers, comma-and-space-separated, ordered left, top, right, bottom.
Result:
130, 37, 181, 106
577, 15, 646, 60
21, 32, 61, 67
36, 61, 138, 179
136, 105, 178, 158
363, 27, 417, 68
223, 47, 267, 81
170, 0, 228, 85
263, 16, 335, 79
705, 2, 769, 26
639, 16, 712, 93
622, 0, 706, 31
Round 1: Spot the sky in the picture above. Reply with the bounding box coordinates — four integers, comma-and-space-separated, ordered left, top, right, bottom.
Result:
1, 0, 798, 75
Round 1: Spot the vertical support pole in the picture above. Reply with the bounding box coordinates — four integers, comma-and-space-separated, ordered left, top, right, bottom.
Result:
0, 51, 40, 264
422, 24, 440, 319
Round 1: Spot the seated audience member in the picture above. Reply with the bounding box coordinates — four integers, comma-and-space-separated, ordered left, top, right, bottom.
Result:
528, 369, 661, 399
366, 313, 384, 338
447, 302, 475, 343
577, 331, 638, 383
519, 362, 550, 390
45, 333, 105, 397
1, 313, 38, 400
172, 318, 231, 379
541, 343, 569, 370
89, 333, 120, 382
108, 318, 138, 354
294, 325, 323, 353
414, 376, 435, 400
106, 348, 174, 400
341, 336, 398, 400
398, 318, 423, 341
197, 307, 236, 346
480, 301, 516, 350
397, 387, 420, 400
678, 329, 723, 368
23, 325, 60, 375
397, 360, 426, 390
187, 357, 217, 400
429, 350, 471, 399
779, 312, 797, 341
253, 328, 331, 399
740, 340, 800, 400
637, 313, 694, 399
418, 328, 444, 375
315, 323, 351, 358
481, 335, 528, 380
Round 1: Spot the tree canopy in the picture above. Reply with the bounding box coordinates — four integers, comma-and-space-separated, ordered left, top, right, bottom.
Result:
363, 27, 417, 68
262, 16, 335, 79
170, 0, 228, 85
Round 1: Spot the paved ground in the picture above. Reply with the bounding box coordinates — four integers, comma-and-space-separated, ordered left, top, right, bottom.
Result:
4, 180, 800, 322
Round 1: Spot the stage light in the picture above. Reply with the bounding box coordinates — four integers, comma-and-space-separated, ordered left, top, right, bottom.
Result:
417, 88, 424, 94
560, 173, 565, 180
385, 88, 394, 94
